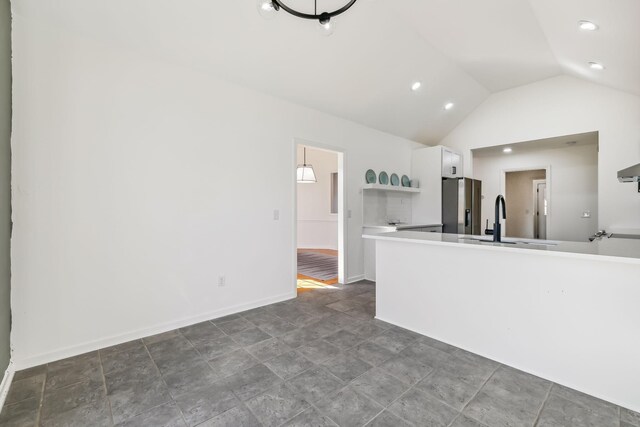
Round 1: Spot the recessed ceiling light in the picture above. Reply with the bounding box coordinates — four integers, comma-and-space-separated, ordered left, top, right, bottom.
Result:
578, 20, 598, 31
503, 147, 513, 153
411, 82, 422, 91
589, 62, 605, 70
444, 102, 454, 110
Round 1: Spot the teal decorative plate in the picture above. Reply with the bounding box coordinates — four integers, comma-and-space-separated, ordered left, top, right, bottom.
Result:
390, 173, 400, 186
401, 175, 410, 187
365, 169, 377, 184
379, 171, 389, 185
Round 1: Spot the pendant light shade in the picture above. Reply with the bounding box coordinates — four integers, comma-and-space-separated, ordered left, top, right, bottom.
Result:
297, 166, 317, 183
297, 147, 317, 183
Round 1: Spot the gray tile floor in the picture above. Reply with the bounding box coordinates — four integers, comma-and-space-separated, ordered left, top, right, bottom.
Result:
1, 281, 638, 426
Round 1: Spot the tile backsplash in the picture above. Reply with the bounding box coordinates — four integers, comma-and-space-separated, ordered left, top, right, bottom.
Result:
363, 191, 412, 225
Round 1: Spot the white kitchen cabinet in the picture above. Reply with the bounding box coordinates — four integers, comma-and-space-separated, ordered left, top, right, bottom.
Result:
363, 224, 442, 281
363, 232, 376, 281
363, 227, 390, 281
442, 148, 463, 178
411, 145, 463, 225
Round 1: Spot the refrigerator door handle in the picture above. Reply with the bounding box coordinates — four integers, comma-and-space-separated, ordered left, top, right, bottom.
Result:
465, 209, 471, 227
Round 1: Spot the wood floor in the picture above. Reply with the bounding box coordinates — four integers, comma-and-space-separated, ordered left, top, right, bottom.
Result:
297, 249, 339, 293
297, 248, 338, 257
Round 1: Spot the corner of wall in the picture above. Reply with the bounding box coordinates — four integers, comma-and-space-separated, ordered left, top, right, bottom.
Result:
347, 274, 365, 283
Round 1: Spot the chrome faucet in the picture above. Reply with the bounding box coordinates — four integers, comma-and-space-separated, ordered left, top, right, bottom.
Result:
589, 230, 608, 242
493, 195, 506, 242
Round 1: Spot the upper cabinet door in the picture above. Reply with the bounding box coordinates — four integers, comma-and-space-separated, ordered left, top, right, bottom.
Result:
442, 148, 463, 178
450, 151, 462, 177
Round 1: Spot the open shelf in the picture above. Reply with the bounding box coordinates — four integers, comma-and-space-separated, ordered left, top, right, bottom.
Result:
362, 183, 421, 193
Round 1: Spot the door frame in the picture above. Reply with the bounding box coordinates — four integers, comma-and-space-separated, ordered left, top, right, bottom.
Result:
292, 138, 347, 292
500, 165, 551, 239
532, 179, 547, 239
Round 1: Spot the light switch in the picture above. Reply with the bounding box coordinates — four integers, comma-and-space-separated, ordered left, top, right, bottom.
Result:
581, 210, 591, 218
273, 209, 280, 220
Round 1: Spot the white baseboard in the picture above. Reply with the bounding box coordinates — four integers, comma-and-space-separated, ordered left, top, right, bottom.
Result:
0, 360, 15, 410
346, 274, 366, 283
14, 291, 296, 370
374, 316, 402, 328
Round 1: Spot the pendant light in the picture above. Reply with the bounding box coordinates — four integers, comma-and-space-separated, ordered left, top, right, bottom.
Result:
257, 0, 358, 36
297, 147, 317, 183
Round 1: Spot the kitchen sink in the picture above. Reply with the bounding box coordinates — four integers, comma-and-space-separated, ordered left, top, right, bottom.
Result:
460, 237, 516, 245
459, 236, 559, 246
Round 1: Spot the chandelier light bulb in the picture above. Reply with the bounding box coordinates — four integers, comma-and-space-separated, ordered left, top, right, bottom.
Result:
318, 17, 335, 36
257, 0, 278, 19
256, 0, 357, 35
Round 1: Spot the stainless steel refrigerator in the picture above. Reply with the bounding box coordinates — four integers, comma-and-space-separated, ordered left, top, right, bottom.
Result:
442, 178, 482, 235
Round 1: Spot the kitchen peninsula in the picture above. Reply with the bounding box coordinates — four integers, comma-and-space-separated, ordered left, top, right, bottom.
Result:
364, 231, 640, 412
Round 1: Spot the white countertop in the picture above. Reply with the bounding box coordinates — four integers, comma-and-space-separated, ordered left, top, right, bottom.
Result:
363, 223, 442, 232
363, 231, 640, 265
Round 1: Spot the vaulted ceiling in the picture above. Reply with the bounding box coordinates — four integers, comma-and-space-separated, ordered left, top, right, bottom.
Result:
14, 0, 640, 144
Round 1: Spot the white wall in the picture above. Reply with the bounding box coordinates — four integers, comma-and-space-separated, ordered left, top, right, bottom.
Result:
10, 17, 418, 368
0, 0, 11, 379
296, 146, 338, 250
474, 144, 598, 242
441, 76, 640, 233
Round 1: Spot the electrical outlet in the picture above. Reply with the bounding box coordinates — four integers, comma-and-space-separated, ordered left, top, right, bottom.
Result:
581, 211, 591, 218
218, 276, 226, 287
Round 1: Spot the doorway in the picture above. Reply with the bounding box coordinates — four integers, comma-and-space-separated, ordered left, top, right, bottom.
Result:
504, 169, 548, 239
293, 141, 346, 294
533, 179, 547, 239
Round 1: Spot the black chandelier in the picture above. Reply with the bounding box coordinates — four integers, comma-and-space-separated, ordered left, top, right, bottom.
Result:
257, 0, 359, 35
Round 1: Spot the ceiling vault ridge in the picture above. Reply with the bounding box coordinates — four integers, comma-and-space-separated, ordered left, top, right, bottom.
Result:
11, 0, 640, 141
